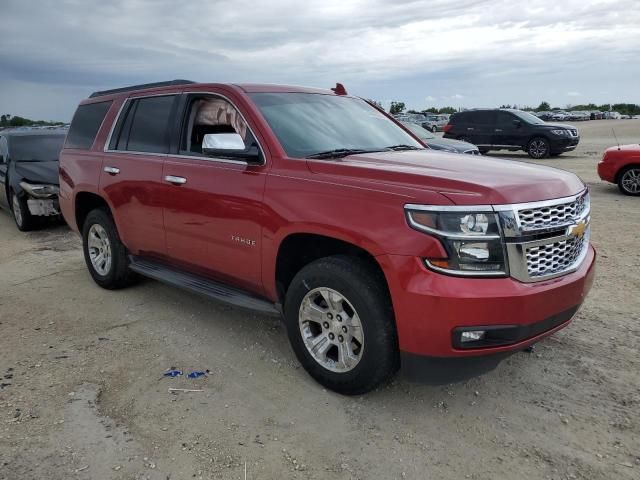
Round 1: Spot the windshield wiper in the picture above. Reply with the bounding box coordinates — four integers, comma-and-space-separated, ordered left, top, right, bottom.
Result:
306, 148, 380, 159
384, 144, 423, 151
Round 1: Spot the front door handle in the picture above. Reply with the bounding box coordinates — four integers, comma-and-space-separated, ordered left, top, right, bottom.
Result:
165, 175, 187, 185
104, 166, 120, 175
467, 127, 474, 131
495, 129, 503, 132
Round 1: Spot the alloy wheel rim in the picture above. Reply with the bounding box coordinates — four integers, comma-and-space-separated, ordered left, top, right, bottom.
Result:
530, 139, 547, 158
12, 195, 23, 227
298, 287, 364, 373
87, 224, 112, 275
621, 168, 640, 193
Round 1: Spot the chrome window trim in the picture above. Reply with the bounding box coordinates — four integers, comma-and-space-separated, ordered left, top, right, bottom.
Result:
103, 92, 174, 153
103, 91, 266, 167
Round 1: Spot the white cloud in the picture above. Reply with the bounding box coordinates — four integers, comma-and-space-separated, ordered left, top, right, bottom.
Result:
567, 91, 582, 97
451, 94, 464, 99
0, 0, 639, 118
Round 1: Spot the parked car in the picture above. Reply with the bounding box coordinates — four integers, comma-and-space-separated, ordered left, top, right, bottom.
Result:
443, 109, 580, 158
598, 144, 640, 195
422, 114, 449, 132
59, 80, 595, 394
394, 113, 437, 132
400, 121, 480, 154
0, 129, 67, 230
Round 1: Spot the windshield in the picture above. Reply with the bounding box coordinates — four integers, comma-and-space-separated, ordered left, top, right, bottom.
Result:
511, 110, 546, 125
249, 93, 422, 158
401, 121, 436, 140
9, 135, 66, 162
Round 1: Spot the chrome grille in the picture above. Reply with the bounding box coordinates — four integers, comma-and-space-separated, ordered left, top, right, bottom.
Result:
500, 190, 591, 282
517, 193, 588, 231
525, 231, 588, 278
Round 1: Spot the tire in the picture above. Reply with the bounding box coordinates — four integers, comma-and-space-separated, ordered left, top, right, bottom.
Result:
478, 148, 490, 154
283, 255, 399, 395
527, 137, 550, 159
618, 166, 640, 196
11, 191, 38, 231
82, 208, 137, 289
431, 125, 438, 133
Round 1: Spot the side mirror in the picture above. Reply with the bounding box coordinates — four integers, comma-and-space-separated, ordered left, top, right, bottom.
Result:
513, 119, 522, 128
202, 133, 260, 163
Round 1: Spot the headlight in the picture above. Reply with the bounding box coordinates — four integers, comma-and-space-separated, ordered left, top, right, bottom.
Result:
405, 206, 507, 276
19, 182, 59, 198
551, 129, 568, 136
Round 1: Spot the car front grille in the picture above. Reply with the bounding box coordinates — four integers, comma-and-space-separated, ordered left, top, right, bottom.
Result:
525, 232, 588, 279
517, 192, 588, 231
499, 190, 591, 282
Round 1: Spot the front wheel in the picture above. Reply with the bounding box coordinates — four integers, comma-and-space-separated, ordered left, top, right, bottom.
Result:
618, 166, 640, 196
11, 191, 38, 231
82, 208, 137, 289
527, 137, 550, 159
431, 125, 438, 133
284, 255, 399, 395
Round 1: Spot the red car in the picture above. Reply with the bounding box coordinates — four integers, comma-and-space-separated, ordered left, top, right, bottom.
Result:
59, 80, 595, 394
598, 145, 640, 195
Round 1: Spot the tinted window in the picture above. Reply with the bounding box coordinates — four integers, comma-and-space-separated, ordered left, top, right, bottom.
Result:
9, 135, 66, 162
496, 111, 515, 126
122, 96, 175, 154
464, 111, 495, 125
65, 101, 112, 149
250, 93, 421, 158
0, 136, 7, 163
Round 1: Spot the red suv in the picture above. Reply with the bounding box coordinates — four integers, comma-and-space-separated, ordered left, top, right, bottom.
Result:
59, 80, 596, 394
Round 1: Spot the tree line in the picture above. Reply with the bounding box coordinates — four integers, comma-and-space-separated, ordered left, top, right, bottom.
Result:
372, 100, 640, 116
0, 114, 65, 128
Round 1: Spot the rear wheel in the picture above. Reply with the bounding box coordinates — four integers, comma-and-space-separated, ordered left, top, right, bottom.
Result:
11, 191, 38, 231
284, 255, 399, 395
82, 208, 137, 289
618, 166, 640, 196
527, 137, 550, 159
431, 125, 438, 133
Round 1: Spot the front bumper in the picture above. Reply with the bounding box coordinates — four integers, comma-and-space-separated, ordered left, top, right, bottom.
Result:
597, 160, 615, 183
549, 136, 580, 152
27, 197, 60, 216
378, 245, 596, 358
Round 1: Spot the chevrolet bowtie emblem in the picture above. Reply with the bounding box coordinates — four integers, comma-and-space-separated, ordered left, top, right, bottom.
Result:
568, 219, 588, 238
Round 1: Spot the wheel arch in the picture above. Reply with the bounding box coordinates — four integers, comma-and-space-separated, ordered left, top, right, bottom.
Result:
273, 232, 390, 307
615, 163, 640, 184
74, 191, 112, 231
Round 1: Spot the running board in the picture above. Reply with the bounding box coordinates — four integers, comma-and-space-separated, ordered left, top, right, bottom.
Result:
129, 256, 281, 317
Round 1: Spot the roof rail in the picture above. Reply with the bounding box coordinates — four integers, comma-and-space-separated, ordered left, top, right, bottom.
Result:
89, 79, 196, 98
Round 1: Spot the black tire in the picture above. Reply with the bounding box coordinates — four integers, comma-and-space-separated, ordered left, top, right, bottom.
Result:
431, 125, 438, 133
527, 137, 550, 159
618, 166, 640, 196
82, 208, 137, 289
478, 148, 490, 154
284, 255, 399, 395
11, 191, 39, 232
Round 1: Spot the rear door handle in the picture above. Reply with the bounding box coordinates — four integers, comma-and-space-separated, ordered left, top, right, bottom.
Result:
495, 129, 503, 132
104, 166, 120, 175
467, 127, 474, 131
165, 175, 187, 185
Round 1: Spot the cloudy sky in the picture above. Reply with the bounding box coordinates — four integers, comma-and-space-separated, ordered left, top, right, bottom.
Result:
1, 0, 639, 121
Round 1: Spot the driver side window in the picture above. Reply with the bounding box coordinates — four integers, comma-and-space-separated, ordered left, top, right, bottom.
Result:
180, 95, 250, 155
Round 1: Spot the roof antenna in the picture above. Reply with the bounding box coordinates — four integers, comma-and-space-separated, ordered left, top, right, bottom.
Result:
331, 83, 347, 95
612, 129, 620, 150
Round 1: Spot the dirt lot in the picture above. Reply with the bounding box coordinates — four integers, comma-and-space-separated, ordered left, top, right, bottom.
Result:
0, 120, 638, 480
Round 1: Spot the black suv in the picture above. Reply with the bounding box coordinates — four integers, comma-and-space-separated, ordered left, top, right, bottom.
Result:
443, 109, 580, 159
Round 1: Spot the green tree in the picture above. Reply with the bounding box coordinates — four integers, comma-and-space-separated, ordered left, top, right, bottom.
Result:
536, 101, 551, 111
389, 101, 405, 115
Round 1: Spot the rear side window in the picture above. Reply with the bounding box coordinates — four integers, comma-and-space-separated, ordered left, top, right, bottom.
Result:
110, 95, 175, 154
65, 101, 112, 149
463, 111, 495, 125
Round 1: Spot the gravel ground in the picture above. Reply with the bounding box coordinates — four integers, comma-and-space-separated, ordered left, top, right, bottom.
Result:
0, 120, 638, 480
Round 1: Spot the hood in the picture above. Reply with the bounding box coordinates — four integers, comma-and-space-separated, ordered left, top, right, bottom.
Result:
540, 123, 577, 130
306, 150, 585, 205
14, 160, 60, 185
606, 144, 640, 153
427, 137, 477, 153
